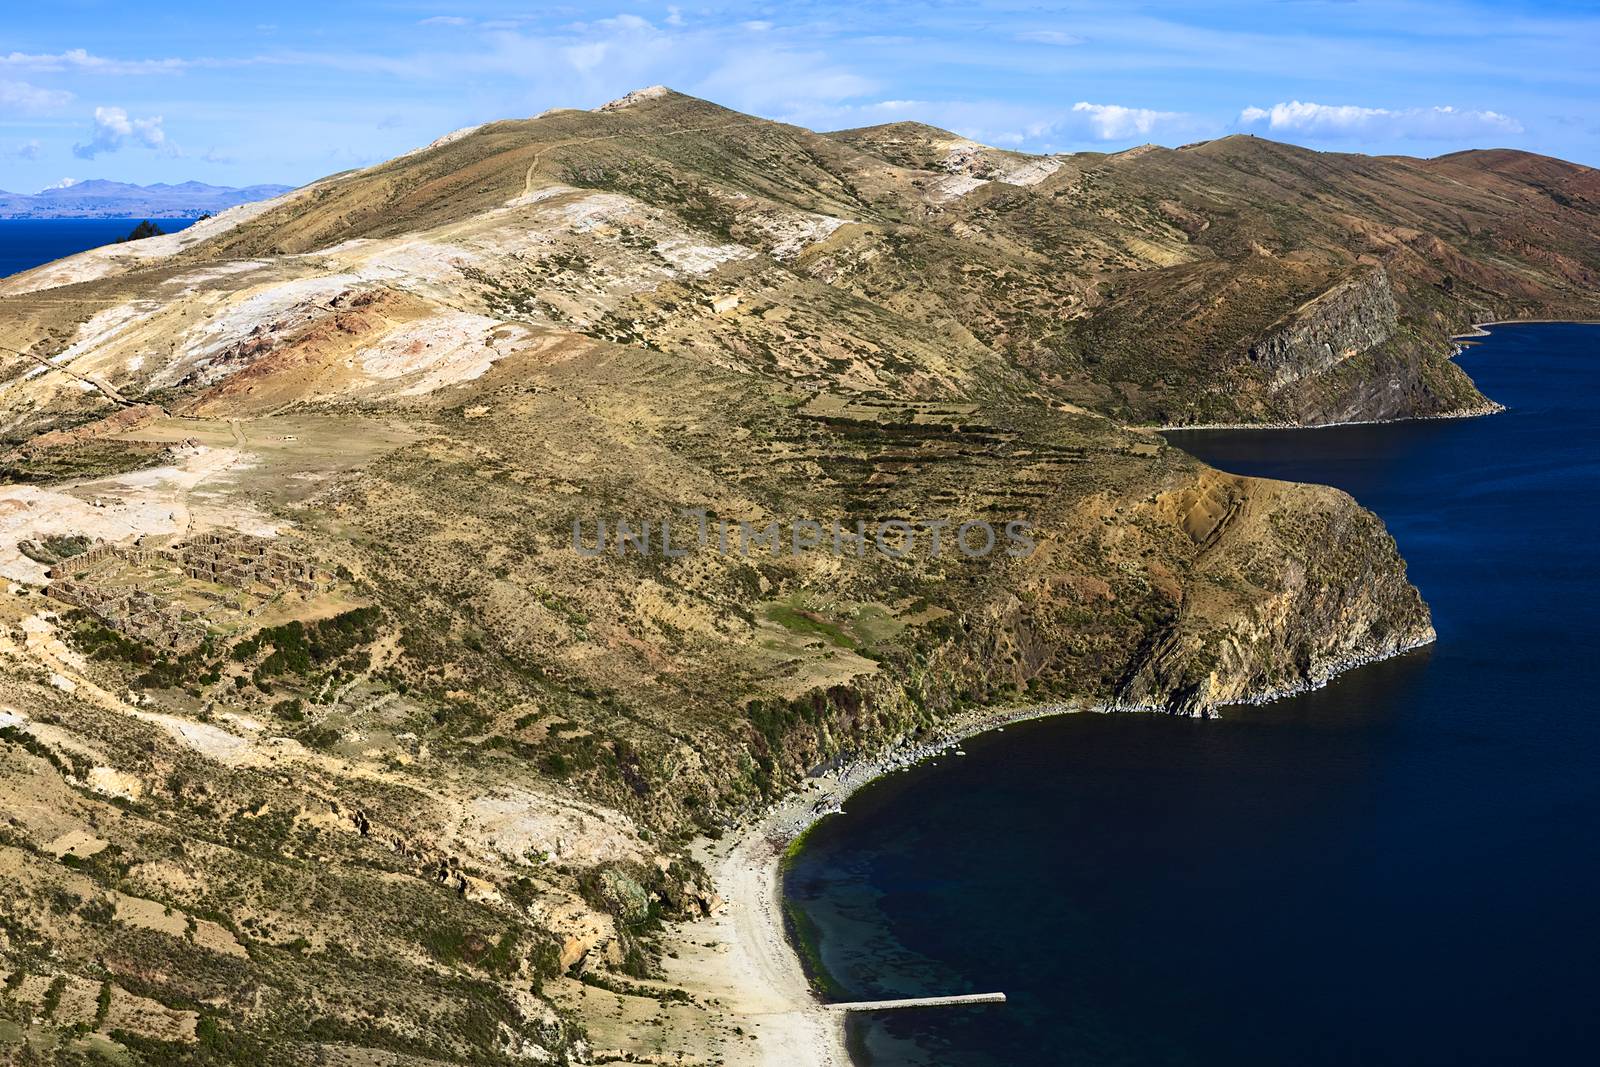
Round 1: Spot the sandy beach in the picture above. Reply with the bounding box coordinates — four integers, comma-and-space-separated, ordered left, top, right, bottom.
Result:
664, 699, 1090, 1067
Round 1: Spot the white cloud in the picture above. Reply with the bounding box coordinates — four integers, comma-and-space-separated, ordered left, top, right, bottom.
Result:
45, 177, 79, 189
1017, 30, 1085, 46
588, 14, 654, 33
694, 49, 877, 115
1239, 100, 1523, 140
453, 14, 878, 123
0, 78, 73, 112
73, 106, 168, 159
0, 48, 189, 75
563, 42, 612, 73
1067, 101, 1185, 140
419, 16, 470, 27
7, 138, 43, 160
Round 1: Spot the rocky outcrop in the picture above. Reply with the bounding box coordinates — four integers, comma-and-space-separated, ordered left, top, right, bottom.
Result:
1220, 264, 1495, 425
1248, 267, 1399, 391
596, 85, 671, 112
1285, 332, 1497, 426
1119, 474, 1434, 713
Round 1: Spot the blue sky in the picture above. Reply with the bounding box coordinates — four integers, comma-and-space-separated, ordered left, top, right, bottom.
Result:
2, 1, 1597, 191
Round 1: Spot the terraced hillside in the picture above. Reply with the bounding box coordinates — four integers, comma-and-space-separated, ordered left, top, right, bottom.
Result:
0, 87, 1592, 1065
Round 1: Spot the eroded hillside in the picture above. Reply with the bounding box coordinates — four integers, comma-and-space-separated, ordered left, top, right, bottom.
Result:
3, 87, 1587, 1065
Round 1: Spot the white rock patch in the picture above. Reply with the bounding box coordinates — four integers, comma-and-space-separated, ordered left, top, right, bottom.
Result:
155, 275, 359, 389
925, 173, 989, 204
457, 790, 645, 869
597, 85, 670, 111
48, 302, 162, 369
357, 312, 533, 396
999, 156, 1065, 187
749, 209, 849, 259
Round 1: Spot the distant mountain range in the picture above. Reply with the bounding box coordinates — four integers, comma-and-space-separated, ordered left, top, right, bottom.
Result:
0, 179, 295, 219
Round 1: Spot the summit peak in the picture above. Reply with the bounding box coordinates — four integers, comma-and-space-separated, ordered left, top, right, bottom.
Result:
596, 85, 673, 112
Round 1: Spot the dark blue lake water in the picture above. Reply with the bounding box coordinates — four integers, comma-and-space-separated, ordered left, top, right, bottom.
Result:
0, 218, 196, 277
785, 324, 1600, 1066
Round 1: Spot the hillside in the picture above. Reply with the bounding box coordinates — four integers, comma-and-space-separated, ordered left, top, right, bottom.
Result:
0, 88, 1590, 1065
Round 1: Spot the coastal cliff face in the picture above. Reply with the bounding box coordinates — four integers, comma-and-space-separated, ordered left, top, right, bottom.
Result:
0, 88, 1585, 1066
1228, 266, 1495, 426
1277, 332, 1493, 427
1249, 268, 1398, 392
1118, 475, 1433, 710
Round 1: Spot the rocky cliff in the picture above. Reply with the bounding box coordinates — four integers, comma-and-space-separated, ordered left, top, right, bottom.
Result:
1118, 474, 1433, 710
1249, 267, 1399, 391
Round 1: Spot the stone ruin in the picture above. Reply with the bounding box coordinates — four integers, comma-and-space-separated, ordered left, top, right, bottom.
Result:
44, 532, 336, 654
171, 532, 334, 595
45, 579, 208, 653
